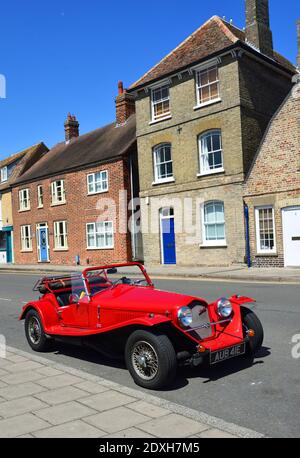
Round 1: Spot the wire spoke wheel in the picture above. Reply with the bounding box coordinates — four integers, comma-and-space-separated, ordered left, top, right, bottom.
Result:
28, 316, 41, 345
132, 341, 159, 381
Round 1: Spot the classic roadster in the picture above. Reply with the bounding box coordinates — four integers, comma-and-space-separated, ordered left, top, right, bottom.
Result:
19, 262, 263, 390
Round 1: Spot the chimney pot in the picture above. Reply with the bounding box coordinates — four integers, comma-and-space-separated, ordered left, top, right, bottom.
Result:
118, 81, 124, 95
64, 113, 79, 142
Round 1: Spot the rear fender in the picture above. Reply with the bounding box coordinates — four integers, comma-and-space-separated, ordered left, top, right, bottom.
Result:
19, 299, 59, 332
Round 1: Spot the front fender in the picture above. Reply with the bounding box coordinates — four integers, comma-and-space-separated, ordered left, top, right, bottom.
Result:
19, 299, 59, 332
229, 295, 256, 306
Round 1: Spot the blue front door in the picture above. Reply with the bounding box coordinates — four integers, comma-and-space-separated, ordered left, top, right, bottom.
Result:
161, 217, 176, 265
39, 227, 49, 262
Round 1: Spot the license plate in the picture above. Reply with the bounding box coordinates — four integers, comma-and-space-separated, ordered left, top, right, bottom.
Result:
210, 343, 246, 365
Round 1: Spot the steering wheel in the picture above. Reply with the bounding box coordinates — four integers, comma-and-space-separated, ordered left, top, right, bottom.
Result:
111, 277, 132, 288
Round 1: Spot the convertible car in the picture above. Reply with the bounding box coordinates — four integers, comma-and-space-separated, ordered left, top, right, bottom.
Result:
19, 262, 263, 390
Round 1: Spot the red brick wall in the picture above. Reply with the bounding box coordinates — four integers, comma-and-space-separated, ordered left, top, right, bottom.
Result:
244, 89, 300, 267
12, 158, 132, 266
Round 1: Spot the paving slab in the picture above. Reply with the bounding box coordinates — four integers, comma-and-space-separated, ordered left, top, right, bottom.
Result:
37, 374, 84, 389
0, 368, 9, 378
104, 427, 155, 438
0, 413, 49, 438
33, 420, 105, 438
127, 400, 170, 418
0, 382, 46, 400
1, 370, 44, 385
138, 413, 210, 438
35, 386, 91, 405
74, 381, 110, 394
197, 428, 238, 438
33, 400, 97, 425
6, 355, 29, 364
84, 406, 151, 433
35, 367, 64, 378
0, 396, 48, 418
4, 361, 44, 373
79, 390, 136, 412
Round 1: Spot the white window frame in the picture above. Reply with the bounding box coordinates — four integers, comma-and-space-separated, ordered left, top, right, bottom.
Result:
86, 221, 114, 250
20, 225, 32, 251
37, 185, 43, 208
153, 143, 174, 184
54, 221, 68, 250
51, 180, 66, 205
198, 130, 224, 176
201, 201, 226, 247
255, 206, 277, 254
0, 167, 8, 182
19, 189, 30, 211
87, 170, 108, 195
151, 85, 171, 122
195, 65, 220, 108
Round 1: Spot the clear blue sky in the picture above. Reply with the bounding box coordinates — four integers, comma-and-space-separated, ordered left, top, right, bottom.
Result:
0, 0, 298, 159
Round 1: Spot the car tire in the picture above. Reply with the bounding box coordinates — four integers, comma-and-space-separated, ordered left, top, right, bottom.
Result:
125, 330, 177, 390
25, 309, 52, 352
241, 306, 264, 356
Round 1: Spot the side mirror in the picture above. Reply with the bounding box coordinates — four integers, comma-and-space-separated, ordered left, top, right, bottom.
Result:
69, 294, 80, 304
107, 268, 118, 275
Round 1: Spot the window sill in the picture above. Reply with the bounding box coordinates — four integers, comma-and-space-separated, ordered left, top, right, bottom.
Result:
51, 201, 66, 207
152, 178, 175, 186
255, 252, 278, 257
86, 247, 114, 251
19, 208, 31, 213
37, 206, 44, 209
194, 98, 222, 111
149, 115, 172, 125
53, 248, 69, 252
197, 169, 225, 178
21, 250, 33, 253
87, 190, 108, 196
200, 243, 227, 249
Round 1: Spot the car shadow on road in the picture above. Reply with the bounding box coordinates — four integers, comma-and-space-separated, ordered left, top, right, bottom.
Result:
46, 341, 271, 392
172, 346, 271, 388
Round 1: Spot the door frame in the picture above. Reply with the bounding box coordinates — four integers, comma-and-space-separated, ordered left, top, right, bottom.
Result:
282, 206, 300, 267
159, 207, 176, 265
36, 223, 50, 263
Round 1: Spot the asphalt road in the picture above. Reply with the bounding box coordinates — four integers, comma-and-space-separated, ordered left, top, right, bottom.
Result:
0, 271, 299, 438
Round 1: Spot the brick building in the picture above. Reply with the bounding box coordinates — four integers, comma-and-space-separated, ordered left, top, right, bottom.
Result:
127, 0, 296, 267
12, 88, 141, 266
0, 143, 48, 264
244, 61, 300, 266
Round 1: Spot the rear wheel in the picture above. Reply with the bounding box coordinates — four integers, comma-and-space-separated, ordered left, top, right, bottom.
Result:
25, 309, 52, 352
125, 330, 177, 390
241, 306, 264, 356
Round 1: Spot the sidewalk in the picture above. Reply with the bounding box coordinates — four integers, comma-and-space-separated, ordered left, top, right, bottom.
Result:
0, 346, 263, 438
0, 262, 300, 283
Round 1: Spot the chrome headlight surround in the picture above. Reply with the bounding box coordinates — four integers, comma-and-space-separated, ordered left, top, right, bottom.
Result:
177, 306, 193, 328
216, 298, 233, 319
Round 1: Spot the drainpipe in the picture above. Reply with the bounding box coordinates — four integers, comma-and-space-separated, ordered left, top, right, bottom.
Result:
129, 153, 136, 260
244, 203, 251, 268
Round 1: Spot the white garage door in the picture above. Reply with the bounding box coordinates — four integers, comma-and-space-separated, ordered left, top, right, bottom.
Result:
282, 207, 300, 267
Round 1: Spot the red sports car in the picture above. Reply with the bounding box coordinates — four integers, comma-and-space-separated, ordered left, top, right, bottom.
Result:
19, 262, 263, 390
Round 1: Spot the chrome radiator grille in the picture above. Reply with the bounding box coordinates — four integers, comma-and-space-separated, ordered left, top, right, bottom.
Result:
189, 301, 213, 340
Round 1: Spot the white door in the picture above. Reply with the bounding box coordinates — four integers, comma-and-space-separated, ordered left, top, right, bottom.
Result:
282, 207, 300, 267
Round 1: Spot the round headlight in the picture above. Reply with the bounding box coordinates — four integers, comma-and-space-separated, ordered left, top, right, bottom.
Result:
178, 307, 193, 328
216, 298, 233, 318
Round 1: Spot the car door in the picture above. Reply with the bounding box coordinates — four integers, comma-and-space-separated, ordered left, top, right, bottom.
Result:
60, 298, 89, 328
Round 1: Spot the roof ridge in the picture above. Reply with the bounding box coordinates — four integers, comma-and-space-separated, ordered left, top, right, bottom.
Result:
129, 16, 228, 89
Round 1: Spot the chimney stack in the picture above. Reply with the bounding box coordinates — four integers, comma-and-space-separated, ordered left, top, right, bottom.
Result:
64, 113, 79, 143
115, 81, 135, 126
297, 20, 300, 70
245, 0, 274, 58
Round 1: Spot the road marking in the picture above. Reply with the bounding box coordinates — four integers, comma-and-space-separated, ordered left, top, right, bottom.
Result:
0, 297, 12, 301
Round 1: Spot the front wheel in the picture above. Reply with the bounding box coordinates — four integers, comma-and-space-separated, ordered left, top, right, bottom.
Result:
125, 330, 177, 390
25, 309, 52, 352
241, 306, 264, 356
